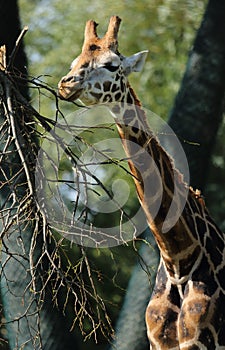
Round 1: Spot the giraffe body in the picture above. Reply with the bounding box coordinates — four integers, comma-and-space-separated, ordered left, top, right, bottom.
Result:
58, 16, 225, 349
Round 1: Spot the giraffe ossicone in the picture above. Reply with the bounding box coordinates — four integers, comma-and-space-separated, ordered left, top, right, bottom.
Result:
58, 16, 225, 350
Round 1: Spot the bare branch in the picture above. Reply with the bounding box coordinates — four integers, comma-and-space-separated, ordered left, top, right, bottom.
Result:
7, 26, 28, 71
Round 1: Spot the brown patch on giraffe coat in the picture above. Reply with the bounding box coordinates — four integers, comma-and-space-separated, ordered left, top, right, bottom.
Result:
181, 345, 200, 350
146, 292, 179, 348
155, 308, 178, 348
90, 92, 102, 100
198, 328, 216, 349
115, 73, 120, 81
120, 78, 125, 92
103, 94, 113, 102
111, 84, 119, 92
127, 91, 133, 104
103, 81, 111, 91
111, 105, 120, 114
179, 245, 201, 277
94, 82, 101, 90
178, 281, 211, 343
115, 92, 122, 100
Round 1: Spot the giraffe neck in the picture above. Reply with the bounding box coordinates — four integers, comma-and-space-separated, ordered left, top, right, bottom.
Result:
110, 84, 200, 279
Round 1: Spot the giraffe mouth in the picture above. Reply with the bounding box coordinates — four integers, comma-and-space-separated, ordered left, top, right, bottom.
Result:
58, 82, 83, 102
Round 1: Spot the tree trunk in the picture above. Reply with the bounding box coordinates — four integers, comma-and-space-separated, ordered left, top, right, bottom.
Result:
169, 0, 225, 190
0, 0, 28, 100
0, 1, 80, 349
109, 1, 225, 349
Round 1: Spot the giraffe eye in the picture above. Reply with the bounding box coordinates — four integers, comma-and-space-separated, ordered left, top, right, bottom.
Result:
90, 44, 100, 51
103, 62, 118, 72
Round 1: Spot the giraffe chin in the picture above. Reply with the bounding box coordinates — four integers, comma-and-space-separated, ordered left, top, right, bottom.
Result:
58, 88, 82, 102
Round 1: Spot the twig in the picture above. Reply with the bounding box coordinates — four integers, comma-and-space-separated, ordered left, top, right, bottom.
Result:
7, 26, 29, 70
0, 45, 6, 70
5, 82, 34, 197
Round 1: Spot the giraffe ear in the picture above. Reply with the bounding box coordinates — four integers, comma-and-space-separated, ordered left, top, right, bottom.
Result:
123, 50, 148, 75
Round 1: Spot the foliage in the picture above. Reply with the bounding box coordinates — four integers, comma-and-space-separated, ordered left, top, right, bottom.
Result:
19, 0, 207, 118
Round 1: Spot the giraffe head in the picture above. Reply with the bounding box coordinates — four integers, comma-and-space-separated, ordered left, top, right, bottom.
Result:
58, 16, 148, 105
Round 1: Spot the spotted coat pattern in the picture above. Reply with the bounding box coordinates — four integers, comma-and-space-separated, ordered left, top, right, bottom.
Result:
58, 16, 225, 350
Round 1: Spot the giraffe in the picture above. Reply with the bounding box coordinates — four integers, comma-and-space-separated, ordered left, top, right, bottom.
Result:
58, 16, 225, 349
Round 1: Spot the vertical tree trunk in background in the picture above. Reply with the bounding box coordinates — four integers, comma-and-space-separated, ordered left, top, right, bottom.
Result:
0, 0, 29, 100
0, 1, 80, 349
169, 0, 225, 190
110, 1, 225, 349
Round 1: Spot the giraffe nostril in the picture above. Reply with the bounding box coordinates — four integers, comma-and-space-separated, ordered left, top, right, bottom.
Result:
62, 75, 76, 83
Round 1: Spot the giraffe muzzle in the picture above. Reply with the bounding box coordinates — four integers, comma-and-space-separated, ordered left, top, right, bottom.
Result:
58, 77, 83, 101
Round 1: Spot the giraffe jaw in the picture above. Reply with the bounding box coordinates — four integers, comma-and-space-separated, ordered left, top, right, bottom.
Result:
58, 81, 101, 105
